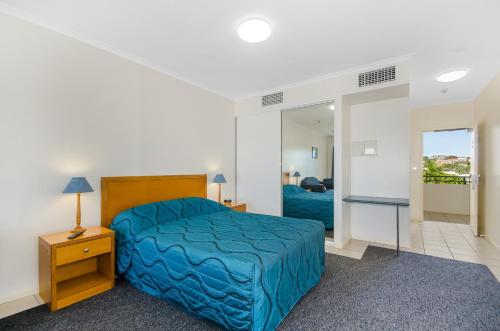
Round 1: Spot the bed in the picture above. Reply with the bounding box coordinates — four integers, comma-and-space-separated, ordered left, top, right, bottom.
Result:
283, 184, 334, 229
101, 175, 325, 331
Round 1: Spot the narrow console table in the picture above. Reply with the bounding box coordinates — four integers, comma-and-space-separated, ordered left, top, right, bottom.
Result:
342, 195, 410, 256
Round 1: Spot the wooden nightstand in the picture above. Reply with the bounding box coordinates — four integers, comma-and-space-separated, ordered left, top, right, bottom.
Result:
224, 202, 246, 212
39, 226, 115, 311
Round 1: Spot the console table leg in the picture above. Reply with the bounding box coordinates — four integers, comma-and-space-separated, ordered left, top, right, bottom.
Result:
396, 205, 400, 256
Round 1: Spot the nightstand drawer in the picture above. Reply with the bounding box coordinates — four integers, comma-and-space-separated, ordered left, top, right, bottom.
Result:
56, 237, 111, 266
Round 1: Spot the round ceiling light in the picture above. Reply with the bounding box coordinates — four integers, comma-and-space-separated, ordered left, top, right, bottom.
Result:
237, 18, 271, 43
435, 69, 469, 83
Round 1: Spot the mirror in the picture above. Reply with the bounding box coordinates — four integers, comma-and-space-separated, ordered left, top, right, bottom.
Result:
281, 101, 335, 240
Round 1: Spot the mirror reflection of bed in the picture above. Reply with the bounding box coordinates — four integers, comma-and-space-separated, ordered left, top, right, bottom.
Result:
282, 101, 335, 240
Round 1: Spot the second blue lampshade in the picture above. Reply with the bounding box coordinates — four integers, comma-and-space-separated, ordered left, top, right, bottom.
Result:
212, 174, 227, 184
292, 171, 301, 177
63, 177, 94, 193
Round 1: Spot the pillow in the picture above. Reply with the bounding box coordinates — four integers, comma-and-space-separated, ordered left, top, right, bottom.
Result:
322, 178, 334, 189
301, 177, 321, 186
308, 184, 327, 193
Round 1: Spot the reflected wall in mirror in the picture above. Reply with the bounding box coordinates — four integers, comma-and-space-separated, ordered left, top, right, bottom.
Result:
281, 101, 335, 240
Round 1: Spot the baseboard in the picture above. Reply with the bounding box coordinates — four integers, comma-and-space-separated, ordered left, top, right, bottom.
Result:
0, 288, 38, 305
324, 239, 337, 247
351, 235, 411, 249
484, 235, 500, 250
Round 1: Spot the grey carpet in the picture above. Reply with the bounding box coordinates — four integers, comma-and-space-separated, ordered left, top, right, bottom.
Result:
1, 246, 499, 330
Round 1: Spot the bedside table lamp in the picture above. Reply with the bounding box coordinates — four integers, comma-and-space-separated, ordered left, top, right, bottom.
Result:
63, 177, 94, 232
212, 174, 226, 203
292, 171, 301, 185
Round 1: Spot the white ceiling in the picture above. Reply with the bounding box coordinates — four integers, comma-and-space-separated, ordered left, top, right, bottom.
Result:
1, 1, 499, 106
284, 103, 334, 136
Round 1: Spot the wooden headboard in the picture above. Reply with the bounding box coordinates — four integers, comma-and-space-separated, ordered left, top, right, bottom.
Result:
101, 174, 207, 228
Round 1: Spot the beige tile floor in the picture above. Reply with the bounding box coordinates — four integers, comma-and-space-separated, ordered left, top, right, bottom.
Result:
2, 221, 499, 319
329, 221, 500, 282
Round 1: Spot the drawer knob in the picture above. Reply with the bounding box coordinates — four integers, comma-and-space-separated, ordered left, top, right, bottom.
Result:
83, 248, 89, 253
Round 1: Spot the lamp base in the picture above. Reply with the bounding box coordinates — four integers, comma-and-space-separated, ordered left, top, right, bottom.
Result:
71, 226, 86, 233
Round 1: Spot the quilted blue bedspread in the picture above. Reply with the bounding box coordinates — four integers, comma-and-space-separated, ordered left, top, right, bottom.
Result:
283, 185, 334, 229
111, 197, 324, 331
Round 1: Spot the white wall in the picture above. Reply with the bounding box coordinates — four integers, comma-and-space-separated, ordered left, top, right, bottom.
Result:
410, 102, 474, 221
424, 184, 470, 215
236, 111, 281, 215
474, 72, 500, 247
350, 97, 411, 246
282, 118, 329, 180
0, 13, 235, 303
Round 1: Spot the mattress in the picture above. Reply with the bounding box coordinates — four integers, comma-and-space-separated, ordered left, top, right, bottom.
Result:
283, 184, 334, 229
111, 197, 324, 331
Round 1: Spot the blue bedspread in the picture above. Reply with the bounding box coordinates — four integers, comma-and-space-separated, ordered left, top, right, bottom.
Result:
283, 185, 334, 229
111, 197, 324, 331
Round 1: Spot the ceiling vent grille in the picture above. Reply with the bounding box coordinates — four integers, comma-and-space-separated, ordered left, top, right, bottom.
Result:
262, 92, 283, 107
358, 66, 396, 88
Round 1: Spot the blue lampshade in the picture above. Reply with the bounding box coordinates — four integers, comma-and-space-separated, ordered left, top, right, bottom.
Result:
212, 174, 227, 184
292, 171, 301, 177
63, 177, 94, 193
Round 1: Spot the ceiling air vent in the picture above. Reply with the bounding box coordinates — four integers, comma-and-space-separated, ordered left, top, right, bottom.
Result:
262, 92, 283, 107
358, 65, 396, 88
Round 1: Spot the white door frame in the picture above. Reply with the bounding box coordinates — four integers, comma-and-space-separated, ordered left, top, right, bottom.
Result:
469, 126, 480, 236
281, 100, 336, 243
419, 127, 476, 231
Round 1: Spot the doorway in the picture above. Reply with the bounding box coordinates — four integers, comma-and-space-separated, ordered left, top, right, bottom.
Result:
422, 129, 472, 225
417, 128, 482, 258
281, 101, 335, 240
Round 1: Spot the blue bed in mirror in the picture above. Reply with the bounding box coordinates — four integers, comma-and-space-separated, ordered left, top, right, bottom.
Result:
283, 184, 334, 229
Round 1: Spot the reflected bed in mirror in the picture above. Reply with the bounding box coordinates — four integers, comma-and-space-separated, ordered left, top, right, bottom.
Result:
282, 184, 334, 231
